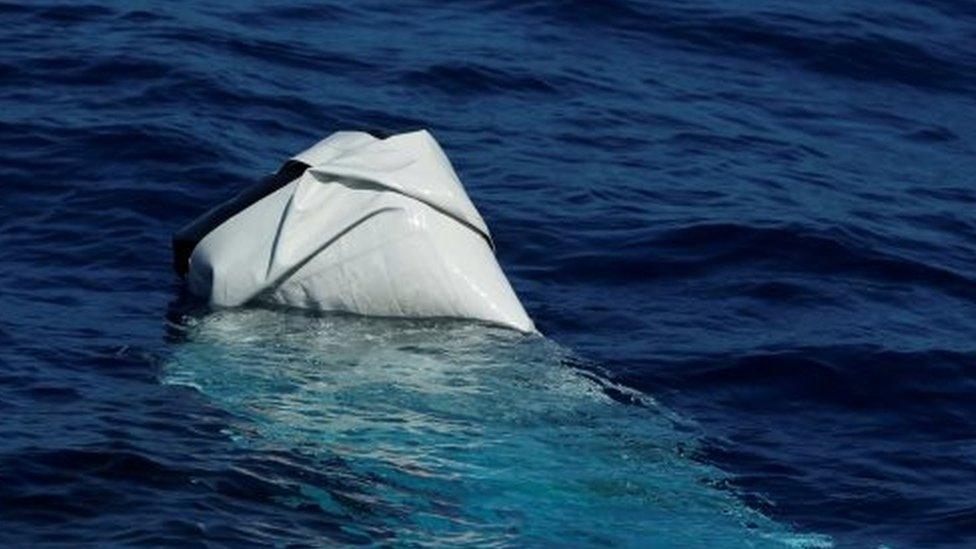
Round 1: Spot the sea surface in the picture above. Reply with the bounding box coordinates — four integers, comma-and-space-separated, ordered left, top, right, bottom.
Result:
1, 0, 975, 547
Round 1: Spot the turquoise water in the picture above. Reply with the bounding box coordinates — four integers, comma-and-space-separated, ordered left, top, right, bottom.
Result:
164, 310, 829, 547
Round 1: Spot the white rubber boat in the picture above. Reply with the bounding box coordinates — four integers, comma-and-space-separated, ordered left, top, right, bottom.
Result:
172, 130, 535, 333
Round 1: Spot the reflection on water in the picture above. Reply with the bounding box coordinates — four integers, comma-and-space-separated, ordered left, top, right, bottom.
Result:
163, 309, 829, 547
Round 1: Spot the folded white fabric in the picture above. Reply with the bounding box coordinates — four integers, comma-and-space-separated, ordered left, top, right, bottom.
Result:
179, 130, 535, 333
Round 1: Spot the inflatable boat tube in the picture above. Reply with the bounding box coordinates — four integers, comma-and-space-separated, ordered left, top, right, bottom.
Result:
172, 130, 535, 333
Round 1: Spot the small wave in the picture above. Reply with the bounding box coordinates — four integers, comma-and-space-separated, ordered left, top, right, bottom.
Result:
21, 56, 173, 87
495, 0, 975, 94
541, 223, 976, 301
225, 4, 356, 25
32, 4, 114, 24
667, 17, 972, 93
401, 63, 561, 96
643, 346, 975, 413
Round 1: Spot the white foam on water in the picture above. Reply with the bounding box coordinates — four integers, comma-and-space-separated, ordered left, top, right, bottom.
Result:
163, 309, 831, 547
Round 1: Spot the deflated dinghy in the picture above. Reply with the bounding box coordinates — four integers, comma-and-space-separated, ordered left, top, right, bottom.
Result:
173, 130, 535, 333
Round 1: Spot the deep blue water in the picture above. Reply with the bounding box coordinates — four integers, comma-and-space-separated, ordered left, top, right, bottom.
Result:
2, 0, 975, 546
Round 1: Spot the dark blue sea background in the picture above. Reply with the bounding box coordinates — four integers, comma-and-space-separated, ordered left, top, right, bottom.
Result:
2, 0, 975, 546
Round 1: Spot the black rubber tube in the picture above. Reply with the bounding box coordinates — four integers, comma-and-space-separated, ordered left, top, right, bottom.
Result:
171, 159, 311, 277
